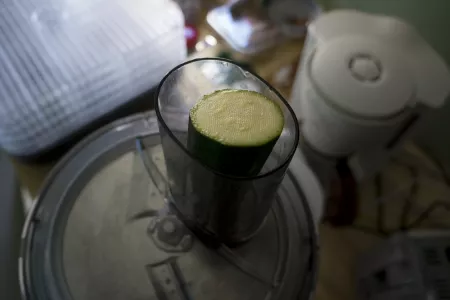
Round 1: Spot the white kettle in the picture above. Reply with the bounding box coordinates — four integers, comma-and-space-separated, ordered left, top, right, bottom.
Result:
291, 10, 450, 180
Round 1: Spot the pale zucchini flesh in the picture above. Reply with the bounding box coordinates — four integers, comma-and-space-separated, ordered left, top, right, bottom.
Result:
188, 89, 284, 176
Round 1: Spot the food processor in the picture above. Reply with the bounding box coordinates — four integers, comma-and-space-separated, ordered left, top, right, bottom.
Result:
20, 59, 323, 300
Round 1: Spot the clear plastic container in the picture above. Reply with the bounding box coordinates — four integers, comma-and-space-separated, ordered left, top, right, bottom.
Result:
0, 0, 186, 156
207, 4, 285, 54
155, 58, 300, 244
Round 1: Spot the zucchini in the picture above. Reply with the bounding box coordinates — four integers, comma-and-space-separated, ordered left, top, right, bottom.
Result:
188, 89, 284, 177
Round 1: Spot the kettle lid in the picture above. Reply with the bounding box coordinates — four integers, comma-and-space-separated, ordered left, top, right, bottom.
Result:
308, 10, 450, 119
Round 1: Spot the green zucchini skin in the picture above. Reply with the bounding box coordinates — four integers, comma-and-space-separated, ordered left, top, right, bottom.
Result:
187, 117, 279, 177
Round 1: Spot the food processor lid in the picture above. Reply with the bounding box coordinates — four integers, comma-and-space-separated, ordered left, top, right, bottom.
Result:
308, 10, 450, 119
20, 112, 317, 300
